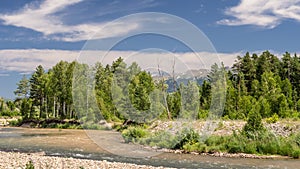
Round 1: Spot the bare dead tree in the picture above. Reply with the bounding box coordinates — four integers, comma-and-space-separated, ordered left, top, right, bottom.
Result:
172, 56, 177, 92
157, 60, 171, 120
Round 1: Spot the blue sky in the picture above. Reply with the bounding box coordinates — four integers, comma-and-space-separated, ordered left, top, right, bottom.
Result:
0, 0, 300, 99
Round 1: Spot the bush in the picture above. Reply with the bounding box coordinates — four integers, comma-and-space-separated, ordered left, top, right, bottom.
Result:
278, 143, 293, 156
266, 114, 279, 124
198, 109, 209, 119
140, 131, 177, 149
25, 160, 34, 169
0, 110, 20, 117
207, 145, 223, 153
291, 149, 300, 159
293, 133, 300, 146
183, 142, 207, 152
8, 119, 21, 126
243, 110, 265, 139
174, 128, 200, 149
244, 141, 257, 154
205, 135, 228, 147
226, 138, 244, 153
257, 139, 279, 155
122, 126, 149, 143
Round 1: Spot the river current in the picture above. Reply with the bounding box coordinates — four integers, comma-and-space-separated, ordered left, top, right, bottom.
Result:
0, 127, 298, 169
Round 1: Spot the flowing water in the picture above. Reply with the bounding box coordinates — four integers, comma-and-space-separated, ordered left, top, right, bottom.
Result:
0, 127, 298, 169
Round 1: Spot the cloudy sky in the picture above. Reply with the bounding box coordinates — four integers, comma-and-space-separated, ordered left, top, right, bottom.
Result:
1, 0, 300, 99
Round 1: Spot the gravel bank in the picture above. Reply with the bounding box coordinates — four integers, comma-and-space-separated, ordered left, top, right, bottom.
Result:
0, 151, 174, 169
150, 120, 300, 137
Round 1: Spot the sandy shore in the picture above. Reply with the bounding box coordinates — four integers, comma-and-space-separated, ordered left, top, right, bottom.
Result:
0, 151, 174, 169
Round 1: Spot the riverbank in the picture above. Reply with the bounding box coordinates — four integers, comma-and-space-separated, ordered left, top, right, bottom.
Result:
2, 118, 300, 159
0, 127, 299, 169
151, 148, 291, 159
122, 119, 300, 159
0, 151, 174, 169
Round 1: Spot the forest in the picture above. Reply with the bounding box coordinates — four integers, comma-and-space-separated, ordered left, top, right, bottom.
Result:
1, 50, 300, 123
1, 51, 300, 158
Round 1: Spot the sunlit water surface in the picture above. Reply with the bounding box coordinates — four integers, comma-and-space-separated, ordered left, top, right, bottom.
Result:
0, 127, 298, 169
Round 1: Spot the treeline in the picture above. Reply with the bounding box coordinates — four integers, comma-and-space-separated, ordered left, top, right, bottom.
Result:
224, 51, 300, 119
0, 98, 20, 117
14, 61, 75, 119
10, 51, 300, 123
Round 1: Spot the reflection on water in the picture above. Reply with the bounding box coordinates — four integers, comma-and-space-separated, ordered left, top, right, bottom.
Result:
0, 127, 298, 169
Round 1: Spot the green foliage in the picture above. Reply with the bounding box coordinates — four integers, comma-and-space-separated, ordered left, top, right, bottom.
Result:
166, 91, 181, 118
139, 131, 177, 149
10, 51, 300, 130
122, 123, 300, 158
174, 128, 200, 149
8, 119, 22, 126
122, 126, 149, 143
266, 113, 279, 124
129, 71, 155, 111
179, 81, 200, 119
25, 160, 34, 169
197, 109, 209, 119
14, 75, 30, 99
243, 109, 264, 139
292, 149, 300, 159
183, 142, 207, 152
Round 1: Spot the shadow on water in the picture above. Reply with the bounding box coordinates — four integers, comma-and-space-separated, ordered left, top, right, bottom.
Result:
0, 127, 298, 169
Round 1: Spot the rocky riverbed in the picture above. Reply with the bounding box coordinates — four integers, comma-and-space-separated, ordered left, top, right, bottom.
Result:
0, 151, 174, 169
149, 119, 300, 137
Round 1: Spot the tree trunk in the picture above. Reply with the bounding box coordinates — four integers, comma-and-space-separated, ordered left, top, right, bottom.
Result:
57, 102, 60, 118
39, 98, 43, 118
53, 97, 56, 118
45, 97, 48, 119
63, 101, 66, 119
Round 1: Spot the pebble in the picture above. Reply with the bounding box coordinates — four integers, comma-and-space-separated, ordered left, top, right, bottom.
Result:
0, 151, 175, 169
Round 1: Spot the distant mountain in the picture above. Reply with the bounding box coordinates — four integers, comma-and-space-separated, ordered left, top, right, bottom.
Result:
146, 68, 209, 92
145, 68, 171, 78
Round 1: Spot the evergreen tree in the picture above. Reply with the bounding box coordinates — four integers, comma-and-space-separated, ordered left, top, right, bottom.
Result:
14, 75, 30, 99
30, 65, 45, 118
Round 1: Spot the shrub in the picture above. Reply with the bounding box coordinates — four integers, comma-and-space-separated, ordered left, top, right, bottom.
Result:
266, 114, 279, 124
183, 142, 207, 152
226, 138, 244, 153
278, 143, 293, 156
257, 140, 279, 155
244, 141, 257, 154
291, 149, 300, 159
224, 131, 247, 153
142, 131, 177, 149
207, 145, 223, 153
198, 109, 209, 119
122, 126, 149, 143
243, 110, 265, 139
293, 133, 300, 146
8, 119, 21, 126
174, 128, 200, 149
25, 160, 34, 169
205, 135, 228, 147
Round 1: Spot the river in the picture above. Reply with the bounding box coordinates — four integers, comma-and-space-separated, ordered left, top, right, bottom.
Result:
0, 127, 298, 169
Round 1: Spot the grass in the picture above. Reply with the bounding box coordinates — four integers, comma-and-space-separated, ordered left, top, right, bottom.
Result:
121, 125, 300, 158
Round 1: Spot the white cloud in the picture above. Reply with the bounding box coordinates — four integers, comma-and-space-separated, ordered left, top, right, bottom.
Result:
0, 49, 240, 73
0, 73, 9, 77
0, 49, 78, 72
218, 0, 300, 28
0, 0, 145, 42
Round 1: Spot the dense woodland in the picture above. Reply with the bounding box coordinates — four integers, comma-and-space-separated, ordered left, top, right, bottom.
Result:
1, 51, 300, 123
